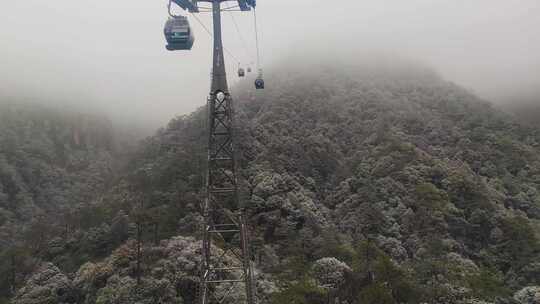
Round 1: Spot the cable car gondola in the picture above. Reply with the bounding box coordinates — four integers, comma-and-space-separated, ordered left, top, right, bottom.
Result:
238, 67, 245, 77
255, 77, 264, 89
254, 69, 264, 89
247, 67, 252, 73
164, 16, 194, 51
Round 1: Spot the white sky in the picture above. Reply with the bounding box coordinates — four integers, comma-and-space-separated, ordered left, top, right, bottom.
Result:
1, 0, 539, 128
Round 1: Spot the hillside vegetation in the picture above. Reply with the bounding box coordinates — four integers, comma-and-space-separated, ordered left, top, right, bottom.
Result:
3, 59, 540, 304
0, 101, 119, 301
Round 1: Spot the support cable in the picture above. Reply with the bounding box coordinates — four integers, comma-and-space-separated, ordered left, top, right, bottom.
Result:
228, 11, 253, 64
222, 5, 240, 10
252, 8, 262, 71
190, 12, 241, 64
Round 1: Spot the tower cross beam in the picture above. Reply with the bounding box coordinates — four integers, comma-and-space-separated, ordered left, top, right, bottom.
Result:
172, 0, 255, 12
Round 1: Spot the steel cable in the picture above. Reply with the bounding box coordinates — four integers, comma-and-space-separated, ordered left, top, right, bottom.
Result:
189, 12, 241, 64
227, 11, 252, 64
252, 8, 262, 71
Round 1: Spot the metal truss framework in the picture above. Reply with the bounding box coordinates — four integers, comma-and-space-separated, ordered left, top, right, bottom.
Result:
200, 89, 254, 304
168, 1, 256, 303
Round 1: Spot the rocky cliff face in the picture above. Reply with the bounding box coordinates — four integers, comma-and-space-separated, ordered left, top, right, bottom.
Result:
6, 59, 540, 304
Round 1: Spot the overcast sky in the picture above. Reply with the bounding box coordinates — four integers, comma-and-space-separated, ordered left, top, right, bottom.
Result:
1, 0, 539, 128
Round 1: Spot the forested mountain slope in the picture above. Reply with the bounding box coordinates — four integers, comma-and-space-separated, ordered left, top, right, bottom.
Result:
0, 101, 119, 301
7, 59, 540, 304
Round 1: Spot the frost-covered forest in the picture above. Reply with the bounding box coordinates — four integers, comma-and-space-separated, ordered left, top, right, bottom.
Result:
1, 60, 540, 304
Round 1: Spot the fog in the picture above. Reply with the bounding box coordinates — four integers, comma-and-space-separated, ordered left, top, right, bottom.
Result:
1, 0, 539, 129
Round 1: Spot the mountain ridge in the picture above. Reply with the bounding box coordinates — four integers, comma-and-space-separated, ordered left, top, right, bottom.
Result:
4, 60, 540, 304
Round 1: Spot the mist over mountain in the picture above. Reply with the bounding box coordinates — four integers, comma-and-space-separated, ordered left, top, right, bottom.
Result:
2, 0, 540, 127
496, 92, 540, 128
2, 58, 540, 304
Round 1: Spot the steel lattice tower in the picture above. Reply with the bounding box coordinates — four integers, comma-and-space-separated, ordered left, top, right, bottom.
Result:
199, 1, 255, 304
166, 1, 256, 302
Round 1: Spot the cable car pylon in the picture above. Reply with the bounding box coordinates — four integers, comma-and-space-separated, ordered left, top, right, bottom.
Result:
164, 1, 257, 304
